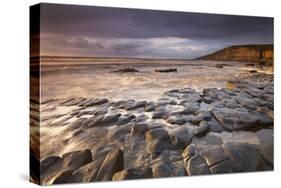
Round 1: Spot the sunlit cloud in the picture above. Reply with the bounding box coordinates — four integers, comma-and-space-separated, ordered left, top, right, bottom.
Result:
40, 34, 226, 58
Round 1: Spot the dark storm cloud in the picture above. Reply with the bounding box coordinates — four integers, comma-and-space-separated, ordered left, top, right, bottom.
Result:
39, 3, 273, 58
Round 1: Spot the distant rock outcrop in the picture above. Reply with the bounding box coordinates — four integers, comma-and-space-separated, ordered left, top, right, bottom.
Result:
155, 68, 177, 73
196, 44, 273, 64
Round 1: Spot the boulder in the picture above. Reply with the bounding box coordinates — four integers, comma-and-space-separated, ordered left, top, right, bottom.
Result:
181, 103, 200, 115
136, 114, 149, 122
194, 121, 209, 136
145, 128, 173, 154
145, 102, 156, 112
222, 143, 270, 172
169, 127, 194, 149
84, 98, 108, 107
199, 145, 227, 166
186, 154, 210, 175
112, 68, 139, 73
192, 111, 212, 125
167, 115, 187, 125
53, 170, 75, 184
215, 64, 224, 68
126, 101, 147, 110
95, 148, 124, 181
117, 114, 136, 125
113, 167, 152, 180
89, 113, 121, 127
68, 158, 105, 182
152, 111, 170, 120
155, 68, 177, 73
207, 117, 224, 133
182, 144, 197, 161
62, 149, 93, 171
41, 149, 92, 184
152, 163, 172, 177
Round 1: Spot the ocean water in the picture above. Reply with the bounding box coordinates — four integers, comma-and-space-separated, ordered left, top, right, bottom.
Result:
40, 59, 251, 102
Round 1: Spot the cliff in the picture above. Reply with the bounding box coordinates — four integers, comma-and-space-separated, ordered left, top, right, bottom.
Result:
196, 44, 273, 63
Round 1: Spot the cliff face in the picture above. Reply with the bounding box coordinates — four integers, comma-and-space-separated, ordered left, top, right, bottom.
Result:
197, 44, 273, 63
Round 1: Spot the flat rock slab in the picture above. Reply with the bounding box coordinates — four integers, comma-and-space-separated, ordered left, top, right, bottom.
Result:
222, 143, 271, 172
186, 154, 210, 175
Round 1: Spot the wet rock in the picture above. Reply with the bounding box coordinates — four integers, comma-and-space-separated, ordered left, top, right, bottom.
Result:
72, 129, 84, 137
156, 98, 177, 106
84, 98, 108, 107
152, 163, 172, 177
145, 101, 156, 112
93, 107, 108, 116
112, 68, 139, 73
62, 149, 93, 171
210, 160, 236, 174
167, 115, 187, 125
235, 95, 258, 109
181, 103, 200, 115
63, 98, 86, 106
41, 156, 61, 174
71, 118, 87, 129
117, 114, 136, 125
192, 111, 212, 125
40, 156, 64, 184
194, 121, 209, 136
237, 110, 273, 129
113, 167, 152, 180
178, 88, 196, 94
76, 110, 93, 118
170, 127, 194, 149
256, 129, 273, 164
222, 143, 270, 172
90, 113, 121, 127
164, 90, 182, 98
256, 107, 273, 119
212, 108, 240, 131
68, 158, 105, 182
182, 144, 197, 161
146, 128, 173, 154
155, 68, 177, 73
109, 125, 131, 141
130, 123, 149, 138
126, 101, 147, 110
180, 93, 202, 103
81, 117, 95, 128
192, 133, 223, 146
152, 109, 170, 120
113, 100, 135, 109
53, 170, 75, 184
249, 70, 257, 73
186, 154, 210, 175
136, 114, 149, 122
199, 145, 227, 166
243, 87, 264, 98
215, 64, 224, 68
207, 117, 224, 133
203, 96, 214, 104
95, 148, 124, 181
41, 150, 92, 184
78, 98, 95, 106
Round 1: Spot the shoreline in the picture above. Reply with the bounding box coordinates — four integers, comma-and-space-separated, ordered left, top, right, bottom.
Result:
32, 75, 274, 184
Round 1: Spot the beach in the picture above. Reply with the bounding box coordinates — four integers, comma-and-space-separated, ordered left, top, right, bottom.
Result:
31, 58, 273, 184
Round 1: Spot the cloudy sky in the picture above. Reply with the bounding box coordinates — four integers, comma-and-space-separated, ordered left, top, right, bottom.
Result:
39, 3, 273, 59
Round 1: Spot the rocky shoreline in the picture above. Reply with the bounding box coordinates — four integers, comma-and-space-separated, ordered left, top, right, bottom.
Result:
33, 73, 273, 185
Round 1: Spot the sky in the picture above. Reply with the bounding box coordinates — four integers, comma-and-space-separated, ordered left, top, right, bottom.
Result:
39, 3, 273, 59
